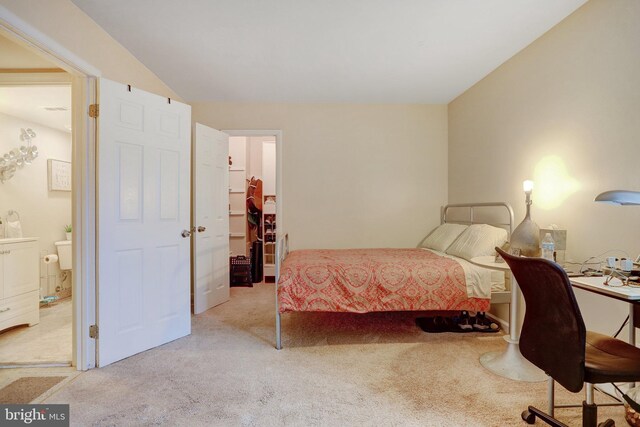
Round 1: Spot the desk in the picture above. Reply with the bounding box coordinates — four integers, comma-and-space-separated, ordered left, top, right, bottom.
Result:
470, 256, 547, 382
570, 276, 640, 346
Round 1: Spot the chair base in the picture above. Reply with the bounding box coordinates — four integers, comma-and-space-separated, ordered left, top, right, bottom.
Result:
522, 406, 568, 427
521, 404, 615, 427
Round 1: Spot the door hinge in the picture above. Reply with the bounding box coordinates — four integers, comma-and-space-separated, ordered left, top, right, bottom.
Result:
89, 324, 98, 339
89, 104, 99, 118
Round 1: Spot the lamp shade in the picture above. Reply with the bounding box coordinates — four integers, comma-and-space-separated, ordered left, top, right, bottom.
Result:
594, 190, 640, 206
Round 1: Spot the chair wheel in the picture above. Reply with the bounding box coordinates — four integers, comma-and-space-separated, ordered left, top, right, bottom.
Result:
597, 420, 615, 427
522, 409, 536, 424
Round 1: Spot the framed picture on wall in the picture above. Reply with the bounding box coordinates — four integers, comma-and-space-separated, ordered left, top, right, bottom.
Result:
48, 159, 71, 191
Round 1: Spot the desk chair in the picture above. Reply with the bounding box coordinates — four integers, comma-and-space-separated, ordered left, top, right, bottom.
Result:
496, 248, 640, 427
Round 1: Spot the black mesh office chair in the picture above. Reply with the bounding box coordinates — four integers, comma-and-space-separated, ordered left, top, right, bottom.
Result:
497, 248, 640, 427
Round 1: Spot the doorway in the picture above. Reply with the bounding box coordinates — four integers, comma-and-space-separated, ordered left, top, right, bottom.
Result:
0, 35, 74, 366
0, 19, 97, 370
226, 130, 282, 289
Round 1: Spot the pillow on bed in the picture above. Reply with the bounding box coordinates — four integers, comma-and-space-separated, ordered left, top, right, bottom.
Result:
445, 224, 508, 261
420, 223, 468, 252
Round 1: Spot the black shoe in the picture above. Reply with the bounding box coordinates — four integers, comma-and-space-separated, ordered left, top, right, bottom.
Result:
473, 312, 500, 332
456, 311, 473, 331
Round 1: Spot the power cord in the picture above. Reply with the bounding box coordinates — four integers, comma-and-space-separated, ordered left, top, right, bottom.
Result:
613, 383, 640, 411
595, 384, 623, 403
613, 315, 629, 339
564, 249, 631, 275
605, 317, 635, 408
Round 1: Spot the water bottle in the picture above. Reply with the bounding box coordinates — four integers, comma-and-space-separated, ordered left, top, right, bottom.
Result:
541, 232, 555, 261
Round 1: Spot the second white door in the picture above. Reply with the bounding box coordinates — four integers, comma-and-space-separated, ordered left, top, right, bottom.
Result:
193, 123, 230, 314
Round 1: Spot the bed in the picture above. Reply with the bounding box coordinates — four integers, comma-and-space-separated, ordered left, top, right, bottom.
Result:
274, 202, 514, 349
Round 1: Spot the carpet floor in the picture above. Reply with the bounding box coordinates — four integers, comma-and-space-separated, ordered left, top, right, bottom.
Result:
41, 284, 626, 426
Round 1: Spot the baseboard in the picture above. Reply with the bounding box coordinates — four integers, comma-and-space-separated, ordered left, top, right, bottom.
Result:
0, 362, 71, 369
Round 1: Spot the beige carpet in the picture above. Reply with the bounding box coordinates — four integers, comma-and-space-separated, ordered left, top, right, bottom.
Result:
0, 298, 72, 365
42, 284, 625, 426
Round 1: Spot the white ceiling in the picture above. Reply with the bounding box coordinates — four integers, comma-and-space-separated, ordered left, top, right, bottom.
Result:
0, 86, 72, 133
72, 0, 586, 103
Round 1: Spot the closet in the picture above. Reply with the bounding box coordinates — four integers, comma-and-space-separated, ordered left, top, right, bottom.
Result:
228, 136, 276, 282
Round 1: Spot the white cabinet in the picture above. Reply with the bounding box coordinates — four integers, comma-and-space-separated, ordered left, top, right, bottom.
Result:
0, 238, 39, 332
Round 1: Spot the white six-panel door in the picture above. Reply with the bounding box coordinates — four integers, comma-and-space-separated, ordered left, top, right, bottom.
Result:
97, 78, 191, 366
193, 123, 230, 314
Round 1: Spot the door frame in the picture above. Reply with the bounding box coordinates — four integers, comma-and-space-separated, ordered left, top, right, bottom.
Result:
0, 6, 100, 370
223, 130, 283, 240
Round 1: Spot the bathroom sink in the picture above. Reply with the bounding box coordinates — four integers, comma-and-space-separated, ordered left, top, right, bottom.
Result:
0, 237, 39, 244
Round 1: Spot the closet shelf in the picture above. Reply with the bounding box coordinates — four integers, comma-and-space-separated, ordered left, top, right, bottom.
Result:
229, 188, 245, 193
229, 211, 245, 216
229, 167, 246, 171
230, 233, 246, 238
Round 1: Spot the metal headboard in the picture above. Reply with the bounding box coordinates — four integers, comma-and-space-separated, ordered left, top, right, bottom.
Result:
440, 202, 515, 309
442, 202, 514, 237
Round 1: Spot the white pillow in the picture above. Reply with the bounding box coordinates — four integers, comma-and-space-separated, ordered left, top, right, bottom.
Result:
445, 224, 508, 261
421, 223, 468, 252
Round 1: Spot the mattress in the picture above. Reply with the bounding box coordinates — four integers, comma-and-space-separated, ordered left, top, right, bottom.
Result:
277, 248, 491, 314
490, 270, 506, 292
422, 249, 505, 295
421, 249, 490, 298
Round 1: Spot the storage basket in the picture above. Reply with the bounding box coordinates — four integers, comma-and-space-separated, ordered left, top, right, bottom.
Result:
230, 255, 252, 286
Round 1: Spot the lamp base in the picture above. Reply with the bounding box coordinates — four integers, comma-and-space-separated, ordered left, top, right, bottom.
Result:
510, 217, 541, 257
480, 339, 546, 382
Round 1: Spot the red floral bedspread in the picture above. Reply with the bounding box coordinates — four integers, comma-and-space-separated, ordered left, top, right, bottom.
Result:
277, 248, 490, 313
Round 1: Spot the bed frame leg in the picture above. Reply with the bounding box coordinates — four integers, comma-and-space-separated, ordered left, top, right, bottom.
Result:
276, 312, 282, 350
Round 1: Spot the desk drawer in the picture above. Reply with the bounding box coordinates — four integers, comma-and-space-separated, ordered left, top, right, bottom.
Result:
0, 291, 39, 324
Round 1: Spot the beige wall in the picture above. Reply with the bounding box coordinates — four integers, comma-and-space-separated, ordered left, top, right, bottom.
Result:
0, 0, 180, 99
0, 33, 53, 68
194, 103, 448, 250
448, 0, 640, 334
0, 112, 72, 295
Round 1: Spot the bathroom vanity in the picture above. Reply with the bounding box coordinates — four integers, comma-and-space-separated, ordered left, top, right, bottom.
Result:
0, 237, 39, 333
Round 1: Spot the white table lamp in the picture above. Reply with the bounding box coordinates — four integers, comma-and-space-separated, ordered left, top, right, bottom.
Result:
510, 180, 541, 257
